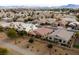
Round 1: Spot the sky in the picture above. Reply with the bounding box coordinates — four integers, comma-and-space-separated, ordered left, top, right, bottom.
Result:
0, 0, 79, 7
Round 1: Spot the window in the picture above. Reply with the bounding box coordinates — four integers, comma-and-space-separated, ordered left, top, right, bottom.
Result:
59, 39, 62, 42
70, 40, 71, 41
54, 38, 59, 43
49, 37, 52, 39
63, 41, 66, 43
54, 38, 58, 40
55, 35, 58, 37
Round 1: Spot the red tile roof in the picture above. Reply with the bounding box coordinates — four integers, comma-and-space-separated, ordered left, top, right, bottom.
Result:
29, 27, 53, 36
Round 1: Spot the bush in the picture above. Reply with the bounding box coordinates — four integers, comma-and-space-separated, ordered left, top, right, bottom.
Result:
47, 44, 53, 49
76, 15, 79, 19
28, 37, 34, 43
74, 44, 79, 48
6, 28, 18, 39
75, 31, 79, 38
24, 19, 28, 23
17, 30, 27, 37
76, 15, 79, 21
0, 48, 9, 55
0, 26, 3, 32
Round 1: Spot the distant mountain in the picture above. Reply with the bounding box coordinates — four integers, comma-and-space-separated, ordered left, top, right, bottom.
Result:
0, 4, 79, 9
60, 4, 79, 8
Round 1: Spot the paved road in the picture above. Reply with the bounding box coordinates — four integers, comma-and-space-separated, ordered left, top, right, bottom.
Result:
0, 40, 35, 55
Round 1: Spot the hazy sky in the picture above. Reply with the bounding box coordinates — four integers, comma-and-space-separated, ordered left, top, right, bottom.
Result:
0, 0, 79, 6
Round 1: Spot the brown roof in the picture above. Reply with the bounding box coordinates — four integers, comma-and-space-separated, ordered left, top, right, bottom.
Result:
29, 31, 36, 35
29, 27, 53, 36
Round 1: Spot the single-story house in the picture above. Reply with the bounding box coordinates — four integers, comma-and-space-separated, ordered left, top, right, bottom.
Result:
16, 17, 25, 22
0, 22, 38, 32
0, 22, 10, 28
69, 22, 79, 30
47, 28, 74, 45
33, 18, 56, 25
2, 17, 13, 22
10, 22, 38, 32
29, 27, 53, 39
61, 17, 77, 23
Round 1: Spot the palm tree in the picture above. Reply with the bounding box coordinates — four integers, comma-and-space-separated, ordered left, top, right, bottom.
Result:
47, 43, 53, 55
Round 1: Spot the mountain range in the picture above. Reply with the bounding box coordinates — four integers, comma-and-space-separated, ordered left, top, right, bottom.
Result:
60, 4, 79, 8
0, 4, 79, 9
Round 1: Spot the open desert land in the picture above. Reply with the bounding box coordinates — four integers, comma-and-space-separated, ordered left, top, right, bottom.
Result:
0, 32, 79, 55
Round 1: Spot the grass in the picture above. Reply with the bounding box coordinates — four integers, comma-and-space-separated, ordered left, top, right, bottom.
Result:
74, 44, 79, 48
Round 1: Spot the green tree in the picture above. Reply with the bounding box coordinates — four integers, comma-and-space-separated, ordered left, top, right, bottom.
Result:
27, 17, 34, 21
76, 15, 79, 22
0, 17, 2, 21
6, 28, 18, 39
24, 19, 28, 23
76, 31, 79, 38
28, 37, 34, 43
47, 43, 53, 55
0, 48, 9, 55
0, 26, 3, 32
18, 30, 27, 37
47, 44, 53, 49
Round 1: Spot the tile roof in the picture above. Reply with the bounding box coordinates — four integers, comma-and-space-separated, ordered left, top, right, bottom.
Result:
49, 28, 74, 42
29, 27, 53, 36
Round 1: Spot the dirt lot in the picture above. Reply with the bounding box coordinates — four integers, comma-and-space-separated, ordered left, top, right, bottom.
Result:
0, 45, 21, 55
7, 37, 79, 55
0, 32, 8, 40
0, 32, 79, 55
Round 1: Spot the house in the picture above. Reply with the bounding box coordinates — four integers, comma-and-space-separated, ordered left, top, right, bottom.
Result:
9, 22, 38, 32
16, 17, 25, 22
0, 22, 38, 32
57, 19, 68, 27
33, 18, 56, 25
2, 17, 13, 22
0, 22, 10, 28
61, 16, 77, 23
47, 28, 74, 45
68, 22, 79, 30
29, 27, 53, 39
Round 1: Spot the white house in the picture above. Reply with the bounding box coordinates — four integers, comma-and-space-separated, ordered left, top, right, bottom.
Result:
69, 22, 79, 30
48, 28, 74, 45
0, 22, 38, 32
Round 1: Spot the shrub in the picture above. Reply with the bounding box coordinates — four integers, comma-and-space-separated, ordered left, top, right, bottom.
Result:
6, 28, 18, 39
0, 48, 9, 55
28, 37, 34, 43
